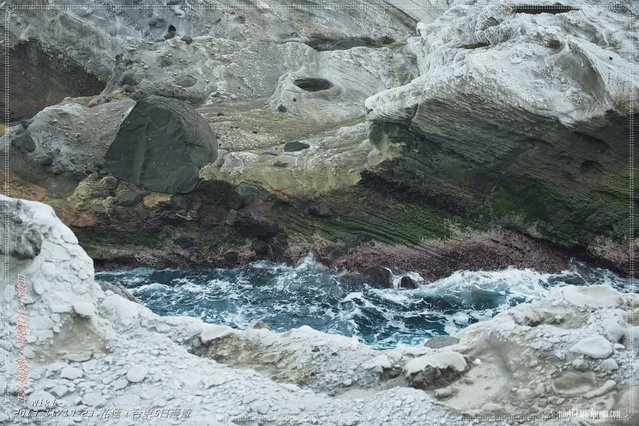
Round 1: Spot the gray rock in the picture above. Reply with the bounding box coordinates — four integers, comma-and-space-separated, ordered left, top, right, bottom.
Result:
308, 203, 333, 218
105, 96, 217, 194
103, 176, 119, 191
0, 200, 43, 260
82, 392, 107, 407
363, 266, 393, 289
35, 153, 54, 166
126, 365, 148, 383
11, 132, 36, 153
400, 276, 418, 289
424, 335, 460, 349
284, 142, 310, 152
232, 202, 280, 238
262, 147, 279, 156
97, 281, 139, 303
60, 366, 83, 379
116, 191, 144, 208
570, 336, 613, 359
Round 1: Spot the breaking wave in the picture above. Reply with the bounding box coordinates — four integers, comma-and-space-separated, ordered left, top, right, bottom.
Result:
96, 255, 633, 349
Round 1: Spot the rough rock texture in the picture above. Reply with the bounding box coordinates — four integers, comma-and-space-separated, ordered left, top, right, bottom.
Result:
105, 96, 217, 193
1, 98, 135, 197
364, 0, 638, 271
1, 0, 636, 275
0, 38, 105, 122
1, 195, 637, 424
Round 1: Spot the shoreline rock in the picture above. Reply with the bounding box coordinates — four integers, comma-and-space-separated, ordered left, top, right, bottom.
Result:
1, 194, 637, 425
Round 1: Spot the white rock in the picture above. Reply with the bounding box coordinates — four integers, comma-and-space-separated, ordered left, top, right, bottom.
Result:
73, 302, 95, 318
481, 403, 503, 412
112, 379, 128, 390
404, 351, 467, 376
51, 304, 72, 313
569, 336, 613, 359
583, 380, 617, 399
60, 366, 83, 379
362, 355, 392, 373
251, 400, 270, 414
200, 325, 234, 344
40, 261, 57, 279
126, 365, 148, 383
101, 295, 140, 327
51, 384, 68, 398
203, 375, 228, 388
600, 359, 618, 371
27, 390, 56, 411
63, 353, 92, 362
82, 359, 98, 373
82, 392, 107, 407
602, 318, 626, 343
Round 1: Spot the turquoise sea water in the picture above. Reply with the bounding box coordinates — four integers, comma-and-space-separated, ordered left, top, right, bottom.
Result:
96, 255, 633, 350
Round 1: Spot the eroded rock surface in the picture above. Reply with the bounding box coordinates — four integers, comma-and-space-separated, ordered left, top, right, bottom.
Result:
2, 195, 637, 424
1, 0, 636, 275
365, 0, 638, 269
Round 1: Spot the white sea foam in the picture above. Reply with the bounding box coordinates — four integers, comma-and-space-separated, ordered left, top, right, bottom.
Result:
96, 257, 632, 349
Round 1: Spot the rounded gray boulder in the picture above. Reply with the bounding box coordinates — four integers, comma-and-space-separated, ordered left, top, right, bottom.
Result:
105, 96, 217, 194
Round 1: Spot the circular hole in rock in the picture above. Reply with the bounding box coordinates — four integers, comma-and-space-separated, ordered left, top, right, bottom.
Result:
294, 78, 333, 92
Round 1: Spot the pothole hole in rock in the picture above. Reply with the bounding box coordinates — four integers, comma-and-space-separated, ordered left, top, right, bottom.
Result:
294, 78, 333, 92
2, 40, 106, 123
305, 36, 395, 51
512, 4, 578, 14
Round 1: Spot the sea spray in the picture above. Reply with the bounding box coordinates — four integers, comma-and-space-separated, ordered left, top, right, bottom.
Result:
96, 255, 632, 350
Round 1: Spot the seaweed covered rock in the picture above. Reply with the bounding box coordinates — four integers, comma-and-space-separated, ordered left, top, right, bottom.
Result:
105, 96, 217, 194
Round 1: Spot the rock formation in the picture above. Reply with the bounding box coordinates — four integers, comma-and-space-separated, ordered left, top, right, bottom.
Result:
0, 0, 636, 276
105, 96, 218, 194
1, 194, 637, 424
364, 0, 638, 269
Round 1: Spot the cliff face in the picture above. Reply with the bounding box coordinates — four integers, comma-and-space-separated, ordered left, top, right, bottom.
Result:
364, 0, 638, 270
1, 0, 636, 275
2, 196, 637, 424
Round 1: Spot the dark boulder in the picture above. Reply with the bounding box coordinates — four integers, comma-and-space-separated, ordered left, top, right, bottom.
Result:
363, 265, 393, 289
251, 239, 271, 255
11, 132, 36, 154
36, 154, 53, 166
399, 276, 418, 289
105, 95, 217, 194
223, 251, 240, 265
174, 237, 195, 249
284, 142, 310, 152
117, 191, 144, 207
103, 176, 119, 191
227, 184, 260, 210
232, 202, 280, 238
308, 203, 333, 218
